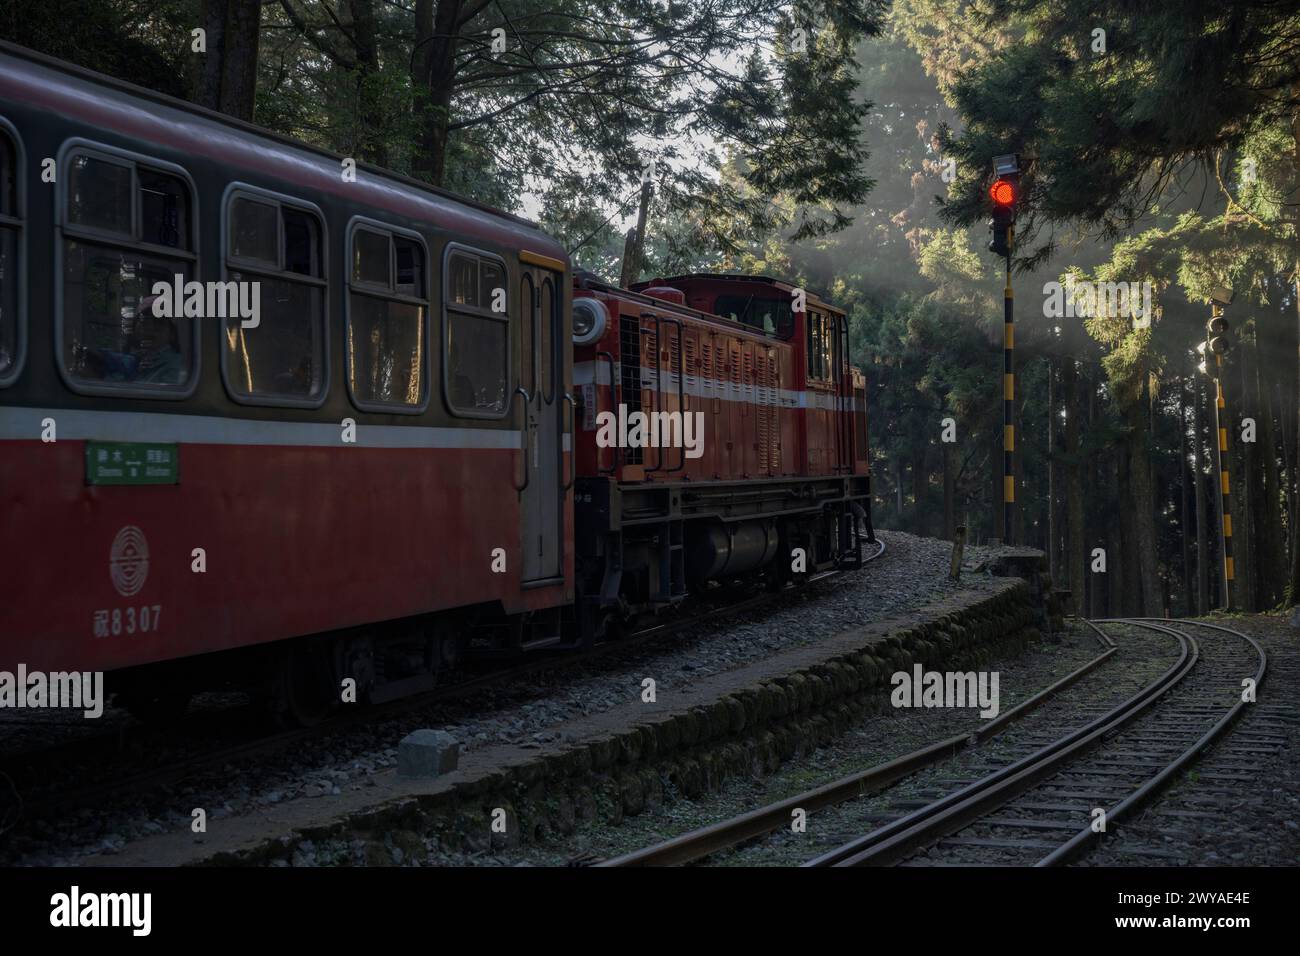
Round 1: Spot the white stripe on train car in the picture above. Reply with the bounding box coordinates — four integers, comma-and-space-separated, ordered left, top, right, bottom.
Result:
574, 361, 862, 412
0, 407, 572, 450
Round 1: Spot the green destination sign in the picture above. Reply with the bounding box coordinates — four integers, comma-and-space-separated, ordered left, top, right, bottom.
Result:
85, 441, 180, 486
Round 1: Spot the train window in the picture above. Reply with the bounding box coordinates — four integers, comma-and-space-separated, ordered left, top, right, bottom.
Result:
807, 313, 820, 380
283, 208, 318, 275
538, 275, 555, 403
518, 273, 535, 394
715, 295, 794, 338
447, 252, 478, 306
67, 154, 132, 236
60, 147, 196, 393
480, 259, 505, 305
0, 124, 21, 385
822, 316, 834, 379
352, 227, 390, 287
806, 312, 835, 382
443, 246, 508, 417
139, 169, 190, 250
395, 240, 421, 297
830, 316, 840, 381
229, 197, 279, 265
222, 188, 326, 405
346, 221, 428, 411
0, 133, 13, 218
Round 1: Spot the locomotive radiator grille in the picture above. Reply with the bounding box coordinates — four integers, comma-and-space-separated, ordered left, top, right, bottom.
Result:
619, 315, 644, 465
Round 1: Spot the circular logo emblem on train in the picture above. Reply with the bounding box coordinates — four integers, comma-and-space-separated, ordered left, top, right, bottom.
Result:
110, 525, 149, 598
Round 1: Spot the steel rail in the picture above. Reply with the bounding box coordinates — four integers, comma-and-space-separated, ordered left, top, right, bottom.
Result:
1035, 617, 1267, 866
807, 619, 1195, 867
599, 617, 1116, 867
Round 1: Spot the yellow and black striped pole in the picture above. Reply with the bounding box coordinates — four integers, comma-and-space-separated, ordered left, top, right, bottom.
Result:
1003, 234, 1013, 546
1212, 340, 1235, 610
1003, 234, 1015, 544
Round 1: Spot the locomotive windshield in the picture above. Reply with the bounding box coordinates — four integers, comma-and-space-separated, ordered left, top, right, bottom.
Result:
714, 294, 794, 339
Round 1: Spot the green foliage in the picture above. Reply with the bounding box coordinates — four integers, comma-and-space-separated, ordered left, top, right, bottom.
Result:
1, 0, 198, 97
937, 0, 1300, 262
6, 0, 890, 264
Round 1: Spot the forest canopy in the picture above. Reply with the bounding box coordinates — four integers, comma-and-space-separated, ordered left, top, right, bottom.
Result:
6, 0, 1300, 617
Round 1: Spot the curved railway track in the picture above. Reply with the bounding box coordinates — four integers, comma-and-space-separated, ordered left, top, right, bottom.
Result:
604, 616, 1271, 868
0, 538, 887, 824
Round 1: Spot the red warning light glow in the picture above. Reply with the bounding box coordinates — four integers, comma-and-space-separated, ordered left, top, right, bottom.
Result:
990, 180, 1015, 206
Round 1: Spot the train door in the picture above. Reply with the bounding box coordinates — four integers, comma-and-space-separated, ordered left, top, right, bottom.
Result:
518, 264, 565, 584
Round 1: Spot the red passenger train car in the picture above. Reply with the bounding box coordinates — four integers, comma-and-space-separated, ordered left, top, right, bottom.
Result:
0, 43, 573, 720
0, 42, 872, 722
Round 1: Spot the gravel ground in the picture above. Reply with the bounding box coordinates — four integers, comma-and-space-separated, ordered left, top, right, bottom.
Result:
2, 530, 1002, 865
419, 620, 1131, 867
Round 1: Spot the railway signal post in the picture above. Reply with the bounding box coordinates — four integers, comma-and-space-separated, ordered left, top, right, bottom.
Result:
989, 154, 1020, 544
1197, 288, 1236, 610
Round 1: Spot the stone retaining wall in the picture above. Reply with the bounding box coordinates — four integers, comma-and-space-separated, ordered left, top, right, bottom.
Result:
215, 576, 1046, 865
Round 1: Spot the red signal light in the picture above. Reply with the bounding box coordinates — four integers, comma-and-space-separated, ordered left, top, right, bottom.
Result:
990, 180, 1015, 206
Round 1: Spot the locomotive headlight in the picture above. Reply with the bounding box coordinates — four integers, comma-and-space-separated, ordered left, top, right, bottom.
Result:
572, 297, 608, 346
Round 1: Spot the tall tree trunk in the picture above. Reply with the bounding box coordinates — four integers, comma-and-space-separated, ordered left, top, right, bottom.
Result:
412, 0, 464, 186
943, 441, 955, 540
1089, 362, 1100, 617
196, 0, 263, 121
1262, 378, 1286, 605
1242, 329, 1274, 608
1179, 381, 1193, 615
1241, 330, 1263, 610
349, 0, 387, 166
896, 458, 905, 520
1287, 119, 1300, 605
913, 446, 928, 536
1110, 450, 1125, 615
1047, 356, 1056, 579
1280, 380, 1298, 603
1127, 374, 1163, 616
1290, 262, 1300, 604
1195, 376, 1211, 614
619, 181, 653, 287
1064, 359, 1084, 615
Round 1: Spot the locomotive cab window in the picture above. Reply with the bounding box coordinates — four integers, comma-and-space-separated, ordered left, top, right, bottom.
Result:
443, 246, 508, 417
0, 121, 22, 385
807, 311, 833, 382
346, 220, 428, 411
59, 145, 196, 393
715, 295, 794, 338
222, 188, 327, 406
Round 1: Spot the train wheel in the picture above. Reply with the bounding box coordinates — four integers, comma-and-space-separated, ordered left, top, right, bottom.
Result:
268, 642, 338, 727
600, 609, 628, 642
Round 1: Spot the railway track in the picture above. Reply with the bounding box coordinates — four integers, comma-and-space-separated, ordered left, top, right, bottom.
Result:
604, 616, 1270, 868
0, 538, 887, 824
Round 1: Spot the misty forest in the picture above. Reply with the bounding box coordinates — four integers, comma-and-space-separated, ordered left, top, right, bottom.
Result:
11, 0, 1300, 619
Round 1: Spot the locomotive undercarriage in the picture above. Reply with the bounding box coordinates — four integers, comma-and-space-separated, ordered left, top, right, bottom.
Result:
575, 474, 873, 645
109, 610, 480, 726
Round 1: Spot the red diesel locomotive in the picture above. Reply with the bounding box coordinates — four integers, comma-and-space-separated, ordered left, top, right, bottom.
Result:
570, 273, 872, 640
0, 43, 871, 722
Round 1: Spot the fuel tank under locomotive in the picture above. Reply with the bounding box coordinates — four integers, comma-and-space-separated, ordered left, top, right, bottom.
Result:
685, 520, 780, 584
